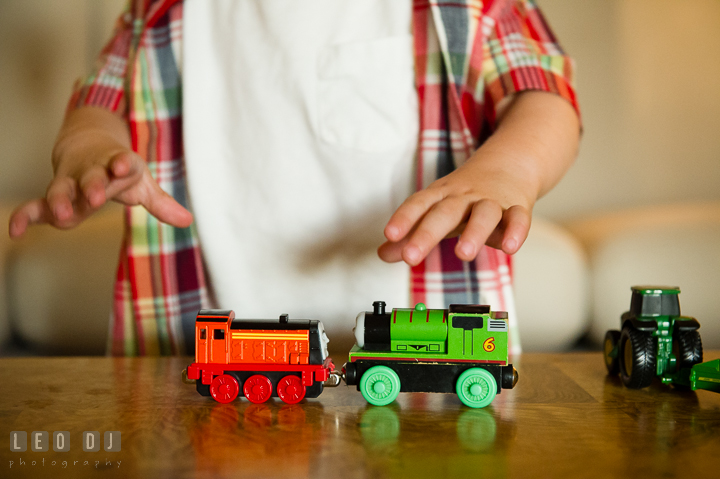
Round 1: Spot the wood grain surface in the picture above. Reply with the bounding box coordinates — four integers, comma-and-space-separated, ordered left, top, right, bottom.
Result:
1, 352, 719, 479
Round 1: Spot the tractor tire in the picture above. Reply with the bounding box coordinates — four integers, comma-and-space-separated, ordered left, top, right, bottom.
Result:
618, 326, 656, 389
675, 330, 703, 368
603, 330, 621, 375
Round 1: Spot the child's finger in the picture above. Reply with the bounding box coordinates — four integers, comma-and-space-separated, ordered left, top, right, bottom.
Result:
79, 165, 111, 208
455, 199, 504, 261
45, 177, 77, 222
109, 151, 136, 178
379, 222, 422, 263
106, 151, 146, 200
142, 177, 194, 228
500, 205, 531, 254
401, 197, 470, 265
384, 189, 444, 242
485, 224, 505, 250
8, 199, 53, 238
377, 237, 409, 263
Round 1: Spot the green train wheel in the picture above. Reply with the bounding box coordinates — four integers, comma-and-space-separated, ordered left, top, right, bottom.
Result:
456, 368, 497, 409
359, 366, 401, 406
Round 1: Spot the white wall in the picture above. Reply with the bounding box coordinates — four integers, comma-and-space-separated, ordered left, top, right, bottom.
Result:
0, 0, 125, 201
536, 0, 720, 221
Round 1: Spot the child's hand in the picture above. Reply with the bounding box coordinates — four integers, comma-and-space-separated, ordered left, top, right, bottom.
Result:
378, 91, 580, 266
378, 155, 535, 265
8, 107, 193, 238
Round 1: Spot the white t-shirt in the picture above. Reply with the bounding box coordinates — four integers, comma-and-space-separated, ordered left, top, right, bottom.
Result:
183, 0, 418, 337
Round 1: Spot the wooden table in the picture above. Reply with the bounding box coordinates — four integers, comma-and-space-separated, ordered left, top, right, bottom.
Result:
1, 352, 720, 478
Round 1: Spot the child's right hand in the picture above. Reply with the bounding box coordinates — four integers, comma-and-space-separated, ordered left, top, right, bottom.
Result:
8, 106, 193, 238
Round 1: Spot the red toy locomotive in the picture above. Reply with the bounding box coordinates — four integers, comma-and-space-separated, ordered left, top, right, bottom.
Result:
185, 310, 335, 404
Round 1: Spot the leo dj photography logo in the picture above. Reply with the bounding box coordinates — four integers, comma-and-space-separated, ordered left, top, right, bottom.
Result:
9, 431, 121, 470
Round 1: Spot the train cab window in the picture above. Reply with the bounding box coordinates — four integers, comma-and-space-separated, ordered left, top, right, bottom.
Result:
213, 329, 225, 340
199, 328, 206, 340
452, 316, 483, 330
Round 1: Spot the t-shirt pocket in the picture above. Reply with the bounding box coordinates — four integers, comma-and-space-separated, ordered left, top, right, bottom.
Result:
317, 35, 418, 153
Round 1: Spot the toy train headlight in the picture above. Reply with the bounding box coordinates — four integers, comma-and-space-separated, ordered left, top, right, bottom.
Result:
353, 311, 365, 348
318, 321, 329, 360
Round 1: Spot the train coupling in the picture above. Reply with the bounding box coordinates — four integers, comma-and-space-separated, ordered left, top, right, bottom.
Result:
181, 368, 195, 385
322, 357, 343, 387
324, 369, 344, 387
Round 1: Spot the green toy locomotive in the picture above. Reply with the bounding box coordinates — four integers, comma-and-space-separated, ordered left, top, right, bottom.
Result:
343, 301, 518, 408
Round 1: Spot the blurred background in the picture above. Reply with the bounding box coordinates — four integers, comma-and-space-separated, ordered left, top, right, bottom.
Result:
0, 0, 719, 355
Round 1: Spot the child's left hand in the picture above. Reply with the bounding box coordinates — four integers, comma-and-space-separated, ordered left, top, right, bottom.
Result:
377, 152, 535, 266
377, 90, 580, 266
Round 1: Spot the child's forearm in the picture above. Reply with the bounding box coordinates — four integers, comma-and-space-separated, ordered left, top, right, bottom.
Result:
378, 90, 580, 265
483, 90, 580, 202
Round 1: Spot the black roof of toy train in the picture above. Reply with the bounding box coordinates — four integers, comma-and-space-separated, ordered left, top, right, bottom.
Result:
448, 304, 491, 314
196, 310, 319, 331
196, 310, 234, 321
227, 320, 319, 331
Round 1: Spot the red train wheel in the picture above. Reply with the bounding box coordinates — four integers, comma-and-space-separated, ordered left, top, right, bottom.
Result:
243, 375, 273, 404
209, 374, 240, 403
277, 375, 306, 404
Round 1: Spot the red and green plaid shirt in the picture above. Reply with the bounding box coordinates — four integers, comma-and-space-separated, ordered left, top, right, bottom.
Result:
71, 0, 579, 356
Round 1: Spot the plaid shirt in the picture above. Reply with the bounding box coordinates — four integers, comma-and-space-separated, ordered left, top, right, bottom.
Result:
71, 0, 579, 356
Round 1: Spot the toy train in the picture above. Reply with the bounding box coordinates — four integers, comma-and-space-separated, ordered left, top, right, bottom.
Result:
184, 301, 519, 408
185, 310, 334, 404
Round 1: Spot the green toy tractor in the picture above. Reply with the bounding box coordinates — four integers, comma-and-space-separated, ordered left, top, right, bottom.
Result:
603, 286, 703, 389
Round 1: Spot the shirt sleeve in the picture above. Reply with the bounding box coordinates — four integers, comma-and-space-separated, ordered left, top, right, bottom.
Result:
482, 0, 580, 124
67, 4, 136, 116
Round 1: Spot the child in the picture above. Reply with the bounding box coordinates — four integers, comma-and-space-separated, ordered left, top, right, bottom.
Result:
9, 0, 580, 356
